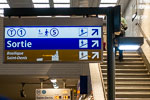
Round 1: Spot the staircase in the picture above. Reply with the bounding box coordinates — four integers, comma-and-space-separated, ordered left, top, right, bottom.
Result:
100, 51, 150, 100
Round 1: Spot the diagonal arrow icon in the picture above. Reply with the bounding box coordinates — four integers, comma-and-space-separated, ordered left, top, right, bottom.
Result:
92, 40, 99, 47
92, 29, 98, 36
92, 52, 99, 59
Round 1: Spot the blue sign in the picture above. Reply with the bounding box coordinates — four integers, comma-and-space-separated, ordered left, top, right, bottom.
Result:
5, 26, 102, 50
5, 26, 102, 62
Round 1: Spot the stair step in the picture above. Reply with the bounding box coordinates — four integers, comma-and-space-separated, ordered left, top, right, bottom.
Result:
103, 51, 138, 54
116, 98, 150, 100
101, 65, 146, 69
113, 84, 150, 87
103, 73, 148, 76
115, 89, 150, 92
115, 92, 150, 98
103, 56, 141, 58
103, 74, 150, 78
104, 78, 150, 81
102, 69, 148, 73
105, 87, 150, 92
103, 58, 143, 61
104, 81, 150, 85
103, 54, 140, 56
102, 61, 144, 65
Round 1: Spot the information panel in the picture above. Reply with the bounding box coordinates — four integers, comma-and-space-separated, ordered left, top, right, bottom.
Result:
4, 25, 102, 63
36, 89, 71, 100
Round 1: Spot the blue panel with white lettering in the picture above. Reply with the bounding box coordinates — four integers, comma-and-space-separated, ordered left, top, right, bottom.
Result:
5, 38, 101, 50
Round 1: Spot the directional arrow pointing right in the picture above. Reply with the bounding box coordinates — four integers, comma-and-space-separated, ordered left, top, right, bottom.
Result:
92, 40, 99, 48
92, 29, 98, 36
92, 52, 99, 59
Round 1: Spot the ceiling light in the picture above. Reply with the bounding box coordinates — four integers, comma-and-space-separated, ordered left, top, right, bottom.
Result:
54, 86, 59, 89
101, 0, 118, 3
118, 37, 143, 50
0, 0, 7, 3
53, 0, 70, 3
34, 4, 50, 8
54, 4, 70, 8
0, 14, 4, 17
37, 16, 52, 17
0, 4, 10, 8
0, 9, 4, 13
51, 79, 57, 83
55, 16, 70, 17
98, 15, 105, 19
118, 45, 140, 50
99, 4, 116, 7
32, 0, 49, 3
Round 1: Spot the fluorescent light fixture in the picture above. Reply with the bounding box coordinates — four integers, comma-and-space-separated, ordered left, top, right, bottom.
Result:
0, 4, 10, 8
99, 4, 116, 7
54, 86, 59, 89
0, 0, 7, 3
101, 0, 118, 3
37, 16, 52, 17
53, 0, 70, 3
118, 45, 140, 50
54, 4, 70, 8
98, 15, 105, 19
34, 4, 50, 8
32, 0, 49, 3
0, 14, 4, 17
55, 16, 70, 17
0, 9, 4, 13
51, 79, 57, 83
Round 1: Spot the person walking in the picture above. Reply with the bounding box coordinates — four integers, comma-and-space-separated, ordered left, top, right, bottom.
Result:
115, 16, 128, 61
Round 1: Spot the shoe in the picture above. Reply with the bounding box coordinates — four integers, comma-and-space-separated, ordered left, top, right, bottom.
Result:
119, 58, 123, 62
119, 56, 123, 62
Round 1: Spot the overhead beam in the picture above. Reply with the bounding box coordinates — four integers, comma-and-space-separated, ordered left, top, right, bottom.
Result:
4, 8, 109, 16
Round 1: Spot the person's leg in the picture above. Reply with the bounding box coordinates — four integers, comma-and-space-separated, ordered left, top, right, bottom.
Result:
119, 50, 123, 61
118, 34, 124, 61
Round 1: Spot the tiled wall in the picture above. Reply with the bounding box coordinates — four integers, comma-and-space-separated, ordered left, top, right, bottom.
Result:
124, 0, 150, 38
124, 0, 150, 68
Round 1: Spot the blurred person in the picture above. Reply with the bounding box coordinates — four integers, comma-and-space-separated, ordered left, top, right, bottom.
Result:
115, 15, 128, 61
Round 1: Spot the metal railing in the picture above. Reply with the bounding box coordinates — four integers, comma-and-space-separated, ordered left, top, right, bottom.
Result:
98, 63, 107, 100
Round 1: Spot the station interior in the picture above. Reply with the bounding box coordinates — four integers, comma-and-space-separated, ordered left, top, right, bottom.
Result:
0, 0, 150, 100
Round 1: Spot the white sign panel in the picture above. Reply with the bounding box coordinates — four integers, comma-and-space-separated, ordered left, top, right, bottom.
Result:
36, 89, 71, 100
5, 26, 101, 38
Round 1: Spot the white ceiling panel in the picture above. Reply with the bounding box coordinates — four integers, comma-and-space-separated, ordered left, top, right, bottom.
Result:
34, 4, 50, 8
54, 4, 70, 8
0, 0, 8, 3
99, 4, 116, 7
53, 0, 70, 3
0, 4, 10, 8
32, 0, 49, 3
101, 0, 118, 3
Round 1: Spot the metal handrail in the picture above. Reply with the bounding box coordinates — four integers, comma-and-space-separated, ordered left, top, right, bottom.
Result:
98, 63, 107, 100
136, 23, 150, 46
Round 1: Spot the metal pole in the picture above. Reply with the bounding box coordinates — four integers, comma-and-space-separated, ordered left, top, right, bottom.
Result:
107, 7, 116, 100
40, 78, 44, 89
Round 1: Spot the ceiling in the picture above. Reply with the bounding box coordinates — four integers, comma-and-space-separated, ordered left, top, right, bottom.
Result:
0, 0, 130, 17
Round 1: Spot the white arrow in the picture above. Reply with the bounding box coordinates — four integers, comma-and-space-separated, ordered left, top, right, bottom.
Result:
92, 52, 99, 59
92, 40, 99, 47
